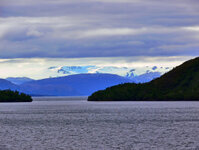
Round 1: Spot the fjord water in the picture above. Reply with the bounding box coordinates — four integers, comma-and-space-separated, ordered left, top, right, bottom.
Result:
0, 98, 199, 150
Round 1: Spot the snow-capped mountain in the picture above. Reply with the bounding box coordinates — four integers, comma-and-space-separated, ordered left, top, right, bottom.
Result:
131, 72, 162, 83
49, 65, 130, 76
48, 65, 172, 81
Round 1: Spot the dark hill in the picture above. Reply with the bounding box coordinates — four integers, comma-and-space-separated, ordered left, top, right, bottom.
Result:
88, 57, 199, 101
0, 90, 32, 103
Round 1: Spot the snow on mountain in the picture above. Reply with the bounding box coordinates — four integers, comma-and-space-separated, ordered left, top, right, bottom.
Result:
47, 65, 173, 83
126, 69, 136, 78
131, 72, 161, 83
57, 66, 96, 75
48, 65, 129, 77
48, 65, 171, 77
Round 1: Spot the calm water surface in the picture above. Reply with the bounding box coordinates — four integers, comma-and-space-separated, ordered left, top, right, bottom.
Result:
0, 97, 199, 150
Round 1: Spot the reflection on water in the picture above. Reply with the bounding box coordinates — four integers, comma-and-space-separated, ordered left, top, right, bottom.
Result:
0, 98, 199, 150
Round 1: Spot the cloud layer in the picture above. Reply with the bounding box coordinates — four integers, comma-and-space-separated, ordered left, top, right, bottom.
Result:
0, 56, 191, 79
0, 0, 199, 58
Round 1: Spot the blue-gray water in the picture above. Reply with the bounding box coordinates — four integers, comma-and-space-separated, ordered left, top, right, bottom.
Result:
0, 97, 199, 150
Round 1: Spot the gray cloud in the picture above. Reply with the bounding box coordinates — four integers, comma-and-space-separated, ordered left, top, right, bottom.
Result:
0, 0, 199, 58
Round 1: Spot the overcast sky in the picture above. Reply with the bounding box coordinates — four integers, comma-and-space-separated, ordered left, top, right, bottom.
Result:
0, 0, 198, 78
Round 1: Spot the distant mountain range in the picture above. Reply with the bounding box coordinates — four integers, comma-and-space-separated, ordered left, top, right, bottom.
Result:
0, 70, 166, 96
0, 74, 132, 96
19, 74, 132, 96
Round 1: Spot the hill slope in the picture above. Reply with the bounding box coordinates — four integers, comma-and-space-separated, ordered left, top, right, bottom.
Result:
6, 77, 34, 85
88, 57, 199, 101
0, 79, 19, 91
20, 73, 132, 96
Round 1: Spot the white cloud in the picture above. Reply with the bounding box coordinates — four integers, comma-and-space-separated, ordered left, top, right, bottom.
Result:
183, 26, 199, 31
72, 26, 198, 39
77, 28, 146, 38
26, 29, 43, 37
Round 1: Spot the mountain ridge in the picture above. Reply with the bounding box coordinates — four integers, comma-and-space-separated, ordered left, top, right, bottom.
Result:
0, 72, 164, 96
19, 73, 132, 96
0, 79, 19, 91
6, 77, 34, 85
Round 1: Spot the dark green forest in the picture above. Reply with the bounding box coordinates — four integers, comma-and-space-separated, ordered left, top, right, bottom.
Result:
88, 57, 199, 101
0, 90, 32, 102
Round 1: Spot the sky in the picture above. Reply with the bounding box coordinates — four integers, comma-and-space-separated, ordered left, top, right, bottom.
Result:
0, 0, 199, 79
